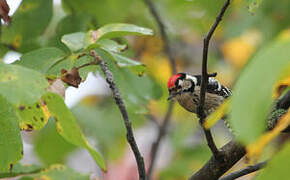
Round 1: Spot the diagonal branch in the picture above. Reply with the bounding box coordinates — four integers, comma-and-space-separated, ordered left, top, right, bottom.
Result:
143, 0, 176, 74
189, 90, 290, 180
147, 101, 174, 179
219, 161, 267, 180
142, 0, 177, 179
90, 50, 146, 180
198, 0, 231, 160
189, 140, 246, 180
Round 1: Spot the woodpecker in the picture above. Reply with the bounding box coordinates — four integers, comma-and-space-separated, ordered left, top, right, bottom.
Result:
167, 73, 231, 116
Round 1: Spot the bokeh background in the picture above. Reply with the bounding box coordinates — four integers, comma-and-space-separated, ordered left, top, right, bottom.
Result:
2, 0, 290, 179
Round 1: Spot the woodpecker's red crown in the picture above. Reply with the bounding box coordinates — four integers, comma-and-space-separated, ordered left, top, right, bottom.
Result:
167, 74, 182, 89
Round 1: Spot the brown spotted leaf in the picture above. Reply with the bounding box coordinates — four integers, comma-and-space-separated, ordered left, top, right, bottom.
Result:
15, 101, 49, 131
61, 67, 82, 88
1, 0, 52, 52
0, 63, 49, 106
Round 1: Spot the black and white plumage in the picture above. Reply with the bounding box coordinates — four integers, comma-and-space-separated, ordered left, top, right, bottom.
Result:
167, 73, 231, 116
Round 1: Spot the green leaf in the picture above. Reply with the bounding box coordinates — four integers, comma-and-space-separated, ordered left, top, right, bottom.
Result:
256, 143, 290, 180
0, 63, 49, 105
42, 93, 106, 171
97, 39, 127, 53
95, 48, 162, 114
248, 0, 263, 13
20, 164, 89, 180
61, 32, 86, 52
0, 44, 9, 59
34, 119, 76, 165
229, 39, 290, 144
0, 96, 23, 172
105, 51, 146, 76
15, 100, 49, 131
96, 23, 153, 40
1, 0, 53, 52
51, 14, 92, 53
16, 47, 66, 73
0, 163, 42, 178
61, 0, 147, 26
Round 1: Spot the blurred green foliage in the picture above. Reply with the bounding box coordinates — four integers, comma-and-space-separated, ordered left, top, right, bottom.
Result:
256, 143, 290, 180
230, 39, 290, 144
0, 0, 289, 179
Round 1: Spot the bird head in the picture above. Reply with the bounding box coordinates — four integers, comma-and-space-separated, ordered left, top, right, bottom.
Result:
167, 73, 197, 100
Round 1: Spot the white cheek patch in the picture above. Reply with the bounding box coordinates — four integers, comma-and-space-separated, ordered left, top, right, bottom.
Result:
178, 80, 183, 86
186, 75, 197, 85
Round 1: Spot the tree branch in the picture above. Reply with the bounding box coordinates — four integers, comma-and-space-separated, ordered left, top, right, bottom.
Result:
198, 0, 231, 159
143, 0, 176, 74
189, 90, 290, 180
219, 161, 267, 180
189, 141, 246, 180
147, 101, 174, 179
142, 0, 177, 179
90, 50, 146, 180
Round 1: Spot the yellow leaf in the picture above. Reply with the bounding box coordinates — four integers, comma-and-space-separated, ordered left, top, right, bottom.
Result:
277, 29, 290, 41
41, 101, 50, 120
222, 30, 261, 69
273, 76, 290, 98
142, 54, 171, 83
246, 110, 290, 163
204, 98, 231, 129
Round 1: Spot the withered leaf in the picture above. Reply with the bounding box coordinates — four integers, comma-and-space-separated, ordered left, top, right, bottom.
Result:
0, 0, 10, 24
61, 67, 82, 88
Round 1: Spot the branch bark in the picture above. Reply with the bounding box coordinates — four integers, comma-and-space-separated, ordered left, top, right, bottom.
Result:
90, 50, 146, 180
198, 0, 231, 159
219, 161, 267, 180
189, 141, 245, 180
189, 90, 290, 180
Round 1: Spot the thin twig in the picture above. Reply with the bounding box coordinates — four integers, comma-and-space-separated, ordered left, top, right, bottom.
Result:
147, 114, 160, 127
219, 161, 267, 180
90, 50, 146, 180
143, 0, 176, 74
142, 0, 177, 179
76, 61, 98, 70
198, 0, 231, 160
147, 101, 174, 179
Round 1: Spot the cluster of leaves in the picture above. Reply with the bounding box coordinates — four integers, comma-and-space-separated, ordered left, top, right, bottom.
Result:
0, 0, 162, 178
0, 0, 289, 179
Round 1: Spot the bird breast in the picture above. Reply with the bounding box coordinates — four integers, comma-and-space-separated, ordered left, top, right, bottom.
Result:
176, 88, 225, 116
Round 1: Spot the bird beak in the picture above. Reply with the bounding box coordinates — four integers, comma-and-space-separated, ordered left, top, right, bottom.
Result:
168, 91, 187, 100
167, 92, 175, 101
